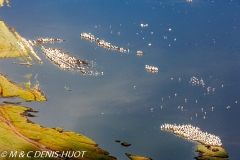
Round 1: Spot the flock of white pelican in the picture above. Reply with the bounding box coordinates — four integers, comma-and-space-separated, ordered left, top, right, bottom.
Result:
17, 38, 42, 63
41, 46, 98, 75
137, 50, 144, 56
140, 23, 148, 28
145, 65, 158, 73
17, 41, 27, 52
80, 32, 129, 53
189, 76, 205, 87
207, 86, 215, 94
15, 36, 104, 75
81, 32, 159, 74
161, 123, 222, 146
190, 76, 216, 94
37, 37, 65, 44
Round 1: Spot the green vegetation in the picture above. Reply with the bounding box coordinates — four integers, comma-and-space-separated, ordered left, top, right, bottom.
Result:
24, 74, 32, 80
196, 145, 229, 160
115, 140, 121, 143
0, 0, 3, 6
0, 21, 30, 59
0, 0, 10, 7
0, 20, 42, 62
22, 74, 34, 90
0, 19, 150, 160
125, 153, 152, 160
0, 72, 116, 159
22, 81, 31, 89
0, 105, 116, 160
0, 73, 46, 102
121, 142, 131, 147
196, 156, 229, 160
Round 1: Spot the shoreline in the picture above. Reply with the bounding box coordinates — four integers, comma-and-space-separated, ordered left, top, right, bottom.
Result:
0, 104, 117, 160
161, 123, 229, 159
0, 19, 153, 160
0, 73, 46, 102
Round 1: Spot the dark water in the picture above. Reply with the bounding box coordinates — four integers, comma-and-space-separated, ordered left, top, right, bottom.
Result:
0, 0, 240, 159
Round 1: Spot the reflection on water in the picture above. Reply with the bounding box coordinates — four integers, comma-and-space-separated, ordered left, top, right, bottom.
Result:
1, 0, 240, 159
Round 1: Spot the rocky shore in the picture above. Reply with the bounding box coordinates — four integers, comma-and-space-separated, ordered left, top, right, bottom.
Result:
196, 145, 229, 160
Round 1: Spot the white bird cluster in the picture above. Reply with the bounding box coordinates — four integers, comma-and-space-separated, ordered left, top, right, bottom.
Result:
207, 87, 215, 94
41, 47, 98, 75
189, 76, 205, 87
80, 32, 95, 41
160, 123, 222, 146
17, 41, 26, 52
137, 50, 144, 56
140, 23, 148, 27
145, 65, 158, 73
21, 38, 42, 63
16, 38, 42, 63
37, 38, 64, 44
80, 32, 128, 53
207, 86, 215, 94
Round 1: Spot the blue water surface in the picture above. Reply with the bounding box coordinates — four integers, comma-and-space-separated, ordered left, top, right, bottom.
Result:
0, 0, 240, 159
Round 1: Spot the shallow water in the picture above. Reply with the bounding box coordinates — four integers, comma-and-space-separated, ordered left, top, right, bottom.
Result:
1, 0, 240, 159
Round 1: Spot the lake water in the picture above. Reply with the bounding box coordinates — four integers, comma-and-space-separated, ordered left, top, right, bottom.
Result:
0, 0, 240, 159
